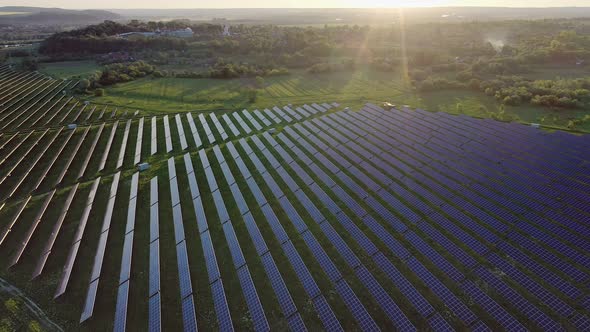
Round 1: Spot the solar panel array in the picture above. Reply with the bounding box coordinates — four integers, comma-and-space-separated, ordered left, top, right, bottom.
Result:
1, 72, 588, 332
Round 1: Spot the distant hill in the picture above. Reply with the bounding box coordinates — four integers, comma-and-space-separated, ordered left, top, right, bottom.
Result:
0, 6, 120, 25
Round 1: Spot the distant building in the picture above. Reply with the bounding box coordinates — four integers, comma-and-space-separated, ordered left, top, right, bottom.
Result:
222, 25, 231, 37
117, 27, 194, 39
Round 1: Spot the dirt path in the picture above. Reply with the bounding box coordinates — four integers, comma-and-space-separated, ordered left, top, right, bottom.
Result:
0, 277, 63, 331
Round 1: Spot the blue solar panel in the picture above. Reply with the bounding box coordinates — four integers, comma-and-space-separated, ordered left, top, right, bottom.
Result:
334, 279, 378, 331
181, 295, 198, 332
212, 190, 230, 223
149, 241, 160, 296
243, 212, 268, 255
405, 231, 464, 283
246, 178, 267, 206
279, 196, 307, 234
312, 295, 342, 331
172, 205, 185, 244
262, 172, 284, 199
362, 215, 410, 260
486, 253, 574, 317
223, 222, 246, 269
287, 313, 307, 332
148, 293, 161, 332
461, 280, 525, 331
230, 184, 249, 216
428, 313, 453, 332
282, 240, 321, 298
119, 232, 134, 284
113, 280, 129, 332
475, 267, 561, 331
259, 252, 297, 317
373, 252, 434, 317
211, 279, 233, 330
236, 266, 269, 331
301, 230, 342, 282
201, 231, 221, 283
176, 240, 193, 299
261, 204, 289, 244
354, 265, 415, 331
407, 257, 476, 325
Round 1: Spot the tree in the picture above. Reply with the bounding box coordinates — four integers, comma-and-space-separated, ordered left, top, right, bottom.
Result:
255, 76, 265, 88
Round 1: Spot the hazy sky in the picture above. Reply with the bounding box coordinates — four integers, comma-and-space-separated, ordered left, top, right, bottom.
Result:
4, 0, 590, 9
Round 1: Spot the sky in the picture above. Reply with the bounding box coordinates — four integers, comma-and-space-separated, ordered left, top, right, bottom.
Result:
3, 0, 590, 9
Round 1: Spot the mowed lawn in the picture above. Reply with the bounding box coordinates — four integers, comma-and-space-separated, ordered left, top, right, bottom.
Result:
40, 60, 102, 79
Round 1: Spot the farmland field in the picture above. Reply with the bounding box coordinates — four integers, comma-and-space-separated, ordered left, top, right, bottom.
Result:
40, 60, 102, 79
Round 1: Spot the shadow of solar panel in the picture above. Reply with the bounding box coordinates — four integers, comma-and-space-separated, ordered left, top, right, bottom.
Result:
237, 266, 268, 331
201, 231, 221, 283
282, 241, 320, 298
181, 296, 198, 332
149, 241, 160, 297
113, 280, 129, 332
148, 293, 161, 332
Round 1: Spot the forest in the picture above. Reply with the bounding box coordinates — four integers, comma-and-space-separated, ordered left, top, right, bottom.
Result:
30, 17, 590, 114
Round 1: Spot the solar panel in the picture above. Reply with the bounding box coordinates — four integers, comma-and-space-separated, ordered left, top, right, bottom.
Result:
148, 293, 162, 332
149, 241, 160, 296
407, 257, 476, 324
181, 296, 198, 332
201, 231, 221, 283
211, 279, 233, 330
172, 204, 185, 244
243, 212, 268, 255
113, 280, 129, 332
373, 252, 434, 317
334, 279, 379, 331
119, 232, 134, 284
428, 313, 453, 332
176, 240, 193, 298
461, 280, 525, 331
237, 266, 268, 331
79, 279, 99, 322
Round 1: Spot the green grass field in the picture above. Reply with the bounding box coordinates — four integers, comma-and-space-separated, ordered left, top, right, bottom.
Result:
88, 67, 590, 132
40, 61, 102, 79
